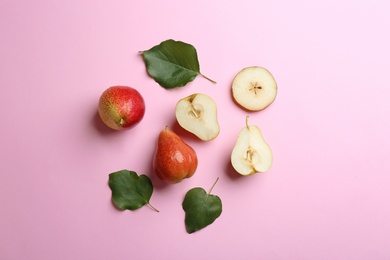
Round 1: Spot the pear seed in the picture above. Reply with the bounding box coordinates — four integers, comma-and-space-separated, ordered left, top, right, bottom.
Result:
188, 108, 200, 118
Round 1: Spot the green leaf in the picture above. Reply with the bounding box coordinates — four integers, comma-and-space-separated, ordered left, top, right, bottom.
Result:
182, 178, 222, 234
108, 170, 159, 212
141, 39, 216, 89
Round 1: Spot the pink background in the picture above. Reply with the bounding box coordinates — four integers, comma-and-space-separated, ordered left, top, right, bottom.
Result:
1, 0, 390, 259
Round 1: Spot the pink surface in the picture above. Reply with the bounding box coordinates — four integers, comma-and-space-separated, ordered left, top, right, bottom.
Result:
1, 1, 390, 259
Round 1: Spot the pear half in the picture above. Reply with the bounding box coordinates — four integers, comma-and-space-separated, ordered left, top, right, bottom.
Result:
231, 116, 273, 176
232, 66, 277, 111
175, 93, 220, 141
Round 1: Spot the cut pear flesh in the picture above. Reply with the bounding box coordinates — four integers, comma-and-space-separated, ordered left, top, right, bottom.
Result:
231, 117, 272, 175
232, 66, 277, 111
175, 93, 220, 141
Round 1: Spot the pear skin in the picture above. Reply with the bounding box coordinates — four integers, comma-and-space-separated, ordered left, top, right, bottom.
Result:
98, 86, 145, 130
153, 127, 198, 184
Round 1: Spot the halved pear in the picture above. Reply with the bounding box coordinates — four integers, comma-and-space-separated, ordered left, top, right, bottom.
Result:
232, 66, 277, 111
175, 93, 220, 141
231, 116, 273, 176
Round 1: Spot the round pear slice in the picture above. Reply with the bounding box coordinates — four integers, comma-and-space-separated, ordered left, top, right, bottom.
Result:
231, 116, 273, 176
232, 66, 277, 111
175, 93, 220, 141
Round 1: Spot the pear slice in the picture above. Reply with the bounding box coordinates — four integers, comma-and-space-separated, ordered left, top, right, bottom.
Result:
231, 116, 273, 176
232, 66, 277, 111
175, 93, 220, 141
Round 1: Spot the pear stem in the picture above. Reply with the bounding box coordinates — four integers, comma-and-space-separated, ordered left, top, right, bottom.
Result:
246, 116, 249, 129
200, 74, 217, 84
208, 177, 219, 194
148, 203, 160, 213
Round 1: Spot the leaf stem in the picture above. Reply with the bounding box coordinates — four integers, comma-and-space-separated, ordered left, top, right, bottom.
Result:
200, 74, 217, 84
148, 203, 160, 213
208, 177, 219, 194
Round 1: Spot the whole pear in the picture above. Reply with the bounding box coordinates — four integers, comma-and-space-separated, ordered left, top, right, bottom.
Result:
98, 86, 145, 130
153, 127, 198, 184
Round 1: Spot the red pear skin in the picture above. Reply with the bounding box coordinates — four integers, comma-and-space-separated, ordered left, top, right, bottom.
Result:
153, 127, 198, 184
98, 86, 145, 130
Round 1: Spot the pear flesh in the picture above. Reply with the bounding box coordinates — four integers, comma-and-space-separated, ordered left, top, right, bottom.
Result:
231, 117, 272, 176
175, 93, 220, 141
232, 66, 277, 111
153, 127, 198, 184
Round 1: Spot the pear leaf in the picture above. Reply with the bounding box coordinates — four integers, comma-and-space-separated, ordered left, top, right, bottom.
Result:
108, 170, 159, 212
141, 39, 216, 89
182, 178, 222, 234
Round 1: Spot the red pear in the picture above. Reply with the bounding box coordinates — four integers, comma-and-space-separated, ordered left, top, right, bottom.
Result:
98, 86, 145, 130
153, 127, 198, 184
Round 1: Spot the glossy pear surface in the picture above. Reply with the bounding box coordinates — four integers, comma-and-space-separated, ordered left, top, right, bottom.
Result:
153, 127, 198, 184
231, 117, 273, 176
98, 86, 145, 130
